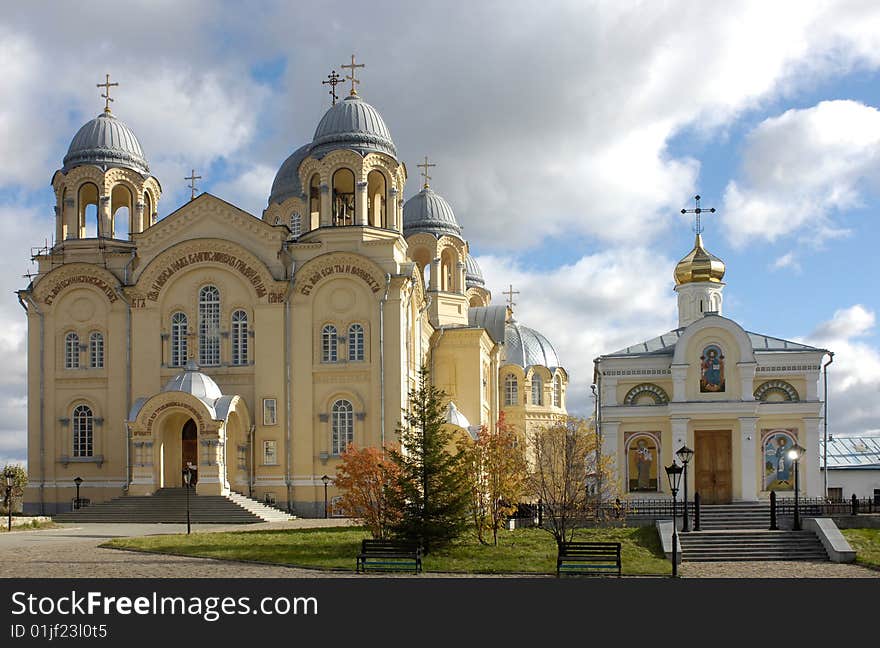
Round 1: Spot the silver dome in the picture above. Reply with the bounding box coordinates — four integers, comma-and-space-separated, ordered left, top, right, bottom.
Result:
63, 112, 150, 175
465, 254, 485, 288
311, 95, 397, 158
504, 321, 560, 369
403, 187, 463, 239
162, 360, 223, 406
268, 143, 311, 205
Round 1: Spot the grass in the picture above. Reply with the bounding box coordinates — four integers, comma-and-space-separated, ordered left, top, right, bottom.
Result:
103, 525, 671, 576
841, 528, 880, 570
0, 519, 57, 533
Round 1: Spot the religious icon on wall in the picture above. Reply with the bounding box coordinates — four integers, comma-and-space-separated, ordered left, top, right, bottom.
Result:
699, 344, 725, 392
763, 430, 796, 491
627, 435, 658, 492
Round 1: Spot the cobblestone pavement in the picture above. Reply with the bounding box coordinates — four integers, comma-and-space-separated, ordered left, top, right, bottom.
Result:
680, 560, 879, 578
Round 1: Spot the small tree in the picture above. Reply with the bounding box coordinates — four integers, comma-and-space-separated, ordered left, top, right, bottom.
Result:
458, 411, 528, 545
386, 367, 470, 554
334, 444, 401, 539
1, 464, 27, 515
527, 416, 616, 547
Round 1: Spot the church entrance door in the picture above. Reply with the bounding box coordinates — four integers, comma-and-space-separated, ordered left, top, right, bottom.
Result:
181, 419, 198, 485
694, 430, 732, 504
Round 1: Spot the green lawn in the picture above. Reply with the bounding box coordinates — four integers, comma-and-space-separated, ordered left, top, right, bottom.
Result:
841, 528, 880, 570
103, 526, 671, 576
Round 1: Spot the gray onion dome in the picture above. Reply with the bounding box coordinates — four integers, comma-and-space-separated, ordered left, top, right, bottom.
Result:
504, 321, 560, 369
63, 111, 149, 175
403, 187, 463, 239
311, 94, 397, 158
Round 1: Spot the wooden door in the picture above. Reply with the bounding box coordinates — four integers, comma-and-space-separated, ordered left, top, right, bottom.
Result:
694, 430, 732, 504
181, 419, 198, 485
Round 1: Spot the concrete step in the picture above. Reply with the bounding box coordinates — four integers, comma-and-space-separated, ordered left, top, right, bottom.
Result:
679, 529, 827, 562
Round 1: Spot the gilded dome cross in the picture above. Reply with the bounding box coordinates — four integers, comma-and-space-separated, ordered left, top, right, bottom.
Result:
97, 73, 119, 113
681, 194, 716, 235
322, 70, 343, 106
185, 169, 202, 201
416, 156, 436, 189
341, 54, 365, 97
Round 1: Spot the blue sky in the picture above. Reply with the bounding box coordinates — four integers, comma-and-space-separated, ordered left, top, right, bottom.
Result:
2, 1, 880, 466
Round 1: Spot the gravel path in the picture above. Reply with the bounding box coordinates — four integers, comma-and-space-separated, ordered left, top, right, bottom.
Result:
680, 560, 879, 578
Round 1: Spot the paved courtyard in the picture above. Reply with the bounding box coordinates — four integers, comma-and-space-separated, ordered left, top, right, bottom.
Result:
0, 521, 877, 578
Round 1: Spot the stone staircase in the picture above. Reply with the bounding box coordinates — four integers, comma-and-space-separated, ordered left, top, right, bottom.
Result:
53, 488, 293, 524
697, 503, 770, 529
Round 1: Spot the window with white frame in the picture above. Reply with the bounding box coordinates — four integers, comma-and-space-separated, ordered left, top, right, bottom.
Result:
531, 375, 543, 406
290, 212, 302, 237
198, 285, 221, 366
72, 404, 93, 457
348, 323, 364, 361
170, 312, 188, 367
263, 398, 277, 426
322, 324, 338, 363
263, 440, 278, 465
331, 399, 354, 455
89, 331, 104, 369
65, 332, 80, 369
231, 309, 248, 365
504, 374, 518, 406
553, 375, 562, 407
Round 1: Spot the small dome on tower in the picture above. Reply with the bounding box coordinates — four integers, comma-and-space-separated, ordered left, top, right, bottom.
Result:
465, 254, 485, 288
162, 360, 223, 404
504, 321, 561, 369
63, 111, 150, 175
403, 187, 463, 239
674, 234, 726, 285
311, 94, 397, 158
268, 143, 311, 205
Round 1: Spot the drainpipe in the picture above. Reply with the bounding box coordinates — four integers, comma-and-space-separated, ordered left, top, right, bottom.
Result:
248, 423, 256, 498
379, 273, 391, 447
593, 357, 602, 503
823, 351, 834, 499
284, 255, 297, 512
121, 250, 136, 491
20, 294, 45, 514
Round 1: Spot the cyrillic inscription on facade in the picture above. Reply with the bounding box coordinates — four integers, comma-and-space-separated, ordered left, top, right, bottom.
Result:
299, 262, 382, 295
146, 251, 268, 300
44, 275, 118, 305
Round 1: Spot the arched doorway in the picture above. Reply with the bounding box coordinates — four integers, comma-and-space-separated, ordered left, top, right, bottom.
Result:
182, 418, 198, 485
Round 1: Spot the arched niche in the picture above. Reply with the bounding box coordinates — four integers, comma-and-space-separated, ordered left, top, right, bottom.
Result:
367, 169, 387, 228
78, 182, 99, 238
623, 383, 670, 406
754, 380, 799, 402
111, 183, 133, 239
332, 168, 355, 226
309, 173, 321, 229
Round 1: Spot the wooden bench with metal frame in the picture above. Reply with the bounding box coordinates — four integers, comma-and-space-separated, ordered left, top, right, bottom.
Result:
556, 541, 622, 577
356, 539, 423, 574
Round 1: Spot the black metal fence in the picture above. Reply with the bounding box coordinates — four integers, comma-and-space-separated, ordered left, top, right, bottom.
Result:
774, 495, 877, 516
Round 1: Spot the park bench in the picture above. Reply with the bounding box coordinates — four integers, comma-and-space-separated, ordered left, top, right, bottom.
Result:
556, 541, 621, 577
356, 539, 423, 574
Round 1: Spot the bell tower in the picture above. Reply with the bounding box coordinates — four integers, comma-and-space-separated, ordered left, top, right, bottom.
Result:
674, 195, 726, 328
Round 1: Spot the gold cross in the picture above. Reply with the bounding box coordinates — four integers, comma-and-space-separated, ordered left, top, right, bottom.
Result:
322, 70, 343, 105
503, 284, 519, 309
97, 73, 119, 113
341, 54, 365, 97
185, 169, 202, 201
416, 156, 436, 189
681, 194, 716, 235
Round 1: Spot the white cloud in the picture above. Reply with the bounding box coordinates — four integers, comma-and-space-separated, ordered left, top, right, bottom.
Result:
770, 251, 801, 272
210, 164, 277, 218
722, 100, 880, 247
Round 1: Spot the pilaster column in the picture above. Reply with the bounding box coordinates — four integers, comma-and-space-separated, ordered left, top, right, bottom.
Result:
803, 417, 822, 497
739, 362, 757, 401
389, 188, 399, 230
430, 257, 440, 291
63, 197, 76, 239
356, 181, 368, 225
134, 201, 145, 235
456, 261, 466, 294
319, 184, 331, 226
806, 369, 819, 401
99, 195, 111, 238
738, 416, 759, 501
671, 418, 689, 497
600, 421, 620, 490
671, 364, 688, 402
601, 376, 618, 406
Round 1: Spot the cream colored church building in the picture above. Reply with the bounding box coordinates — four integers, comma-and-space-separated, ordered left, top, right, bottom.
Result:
19, 70, 569, 516
595, 222, 831, 503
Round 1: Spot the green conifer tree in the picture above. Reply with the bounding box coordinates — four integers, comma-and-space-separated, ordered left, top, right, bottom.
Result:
387, 367, 470, 554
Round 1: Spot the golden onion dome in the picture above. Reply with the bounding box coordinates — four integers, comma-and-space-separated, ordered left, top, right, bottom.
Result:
674, 234, 726, 285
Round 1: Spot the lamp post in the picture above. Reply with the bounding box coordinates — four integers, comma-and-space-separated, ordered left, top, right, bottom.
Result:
321, 475, 330, 519
182, 464, 193, 535
676, 445, 694, 532
73, 476, 83, 511
5, 471, 13, 532
665, 462, 684, 578
788, 443, 805, 531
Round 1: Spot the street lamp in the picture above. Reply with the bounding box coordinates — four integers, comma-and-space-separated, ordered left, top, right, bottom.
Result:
5, 471, 13, 532
787, 443, 805, 531
676, 445, 694, 532
321, 475, 330, 519
183, 464, 194, 535
73, 476, 83, 510
665, 462, 684, 578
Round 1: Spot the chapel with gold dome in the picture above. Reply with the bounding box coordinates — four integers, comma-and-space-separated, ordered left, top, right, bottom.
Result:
18, 62, 568, 516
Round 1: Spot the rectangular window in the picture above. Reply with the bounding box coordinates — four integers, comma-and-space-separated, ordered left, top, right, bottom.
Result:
827, 487, 843, 502
263, 398, 277, 426
263, 440, 277, 466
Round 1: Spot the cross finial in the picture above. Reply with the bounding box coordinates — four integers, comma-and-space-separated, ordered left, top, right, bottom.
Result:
680, 194, 716, 235
97, 73, 119, 113
322, 70, 343, 106
341, 54, 365, 97
185, 169, 202, 201
503, 284, 520, 310
416, 156, 436, 189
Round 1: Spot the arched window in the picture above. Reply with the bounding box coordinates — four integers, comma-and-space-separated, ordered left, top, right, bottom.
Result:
331, 399, 354, 455
111, 184, 132, 239
322, 325, 338, 363
144, 191, 154, 228
77, 182, 99, 238
440, 248, 456, 292
65, 332, 80, 369
367, 170, 386, 228
72, 404, 93, 458
348, 324, 365, 361
89, 332, 104, 369
231, 310, 248, 366
309, 174, 321, 229
290, 212, 302, 238
553, 375, 562, 407
198, 285, 221, 366
504, 374, 518, 406
171, 312, 188, 367
332, 168, 355, 226
531, 375, 543, 406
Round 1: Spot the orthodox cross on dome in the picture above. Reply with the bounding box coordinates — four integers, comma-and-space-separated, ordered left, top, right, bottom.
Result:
341, 54, 365, 97
97, 73, 119, 113
681, 194, 716, 235
185, 169, 202, 201
503, 284, 519, 311
322, 70, 343, 106
417, 156, 436, 189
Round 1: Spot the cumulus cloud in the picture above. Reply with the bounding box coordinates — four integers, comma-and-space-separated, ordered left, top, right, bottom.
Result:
210, 164, 277, 218
770, 251, 801, 272
722, 100, 880, 247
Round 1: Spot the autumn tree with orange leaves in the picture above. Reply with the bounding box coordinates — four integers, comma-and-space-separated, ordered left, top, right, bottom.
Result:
334, 445, 402, 539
